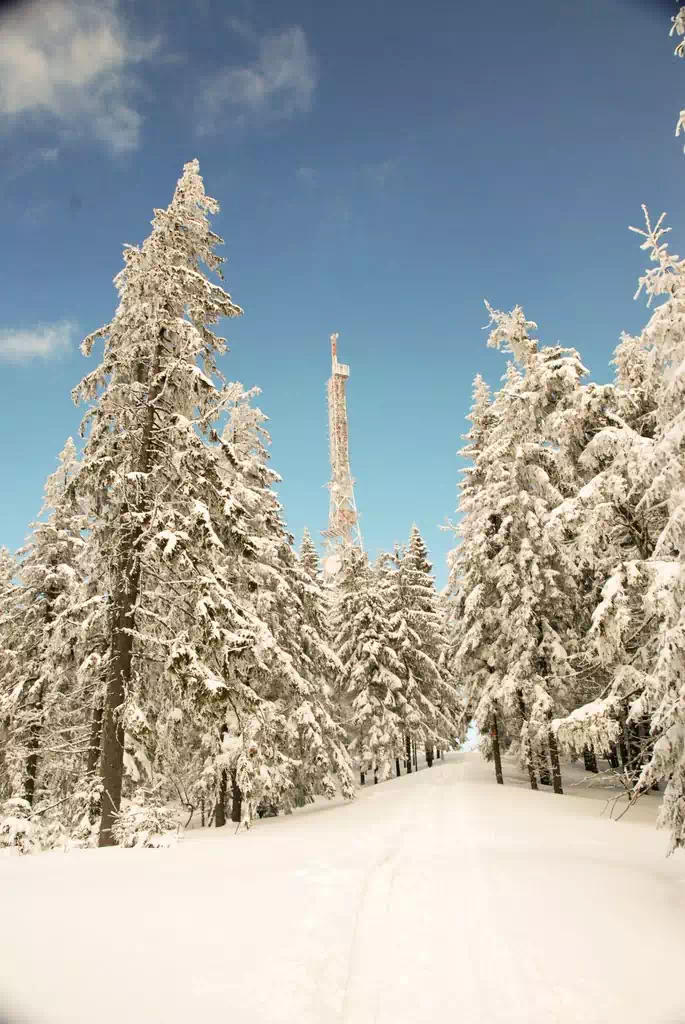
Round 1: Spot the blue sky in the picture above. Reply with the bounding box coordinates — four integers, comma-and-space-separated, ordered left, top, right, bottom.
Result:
0, 0, 683, 586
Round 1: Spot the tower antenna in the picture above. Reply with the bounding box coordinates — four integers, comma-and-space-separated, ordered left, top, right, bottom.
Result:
323, 333, 363, 577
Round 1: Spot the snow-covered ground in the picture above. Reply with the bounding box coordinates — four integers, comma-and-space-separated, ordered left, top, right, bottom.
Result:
2, 753, 685, 1024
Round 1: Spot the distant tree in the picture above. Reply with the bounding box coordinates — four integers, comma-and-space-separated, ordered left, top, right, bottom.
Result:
334, 551, 405, 785
0, 440, 86, 808
383, 526, 460, 768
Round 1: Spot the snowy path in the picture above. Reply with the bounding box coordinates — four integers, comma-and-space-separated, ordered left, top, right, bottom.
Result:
2, 754, 685, 1024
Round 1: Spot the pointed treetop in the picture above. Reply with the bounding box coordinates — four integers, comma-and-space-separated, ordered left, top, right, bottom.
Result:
299, 528, 321, 579
41, 437, 80, 516
485, 301, 538, 368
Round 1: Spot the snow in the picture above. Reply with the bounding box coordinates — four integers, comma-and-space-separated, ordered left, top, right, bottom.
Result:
2, 753, 685, 1024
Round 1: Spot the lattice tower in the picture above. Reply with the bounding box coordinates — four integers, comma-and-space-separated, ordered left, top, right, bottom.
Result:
322, 333, 363, 577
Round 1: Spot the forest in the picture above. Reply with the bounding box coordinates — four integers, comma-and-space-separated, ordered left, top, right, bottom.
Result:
2, 6, 685, 860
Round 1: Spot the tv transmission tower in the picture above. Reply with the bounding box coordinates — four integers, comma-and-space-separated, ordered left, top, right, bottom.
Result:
323, 333, 363, 577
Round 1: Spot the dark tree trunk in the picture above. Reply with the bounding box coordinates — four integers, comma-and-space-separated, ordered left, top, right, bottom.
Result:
583, 747, 598, 773
491, 714, 504, 785
230, 771, 242, 823
425, 744, 434, 768
360, 770, 365, 785
412, 740, 418, 771
215, 724, 228, 827
405, 734, 412, 774
395, 757, 401, 777
215, 774, 227, 828
516, 690, 538, 791
625, 721, 642, 786
98, 336, 163, 848
548, 730, 563, 795
23, 694, 42, 807
86, 699, 104, 776
607, 745, 620, 770
98, 593, 134, 846
23, 593, 57, 806
437, 748, 441, 760
373, 765, 378, 784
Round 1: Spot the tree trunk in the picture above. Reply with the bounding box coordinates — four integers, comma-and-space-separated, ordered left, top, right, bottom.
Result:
23, 695, 42, 806
405, 734, 412, 774
395, 757, 401, 777
215, 724, 228, 827
230, 772, 242, 823
437, 748, 441, 760
86, 698, 104, 776
583, 747, 598, 773
373, 766, 378, 785
491, 714, 504, 785
360, 770, 365, 786
607, 745, 620, 770
625, 721, 642, 786
425, 744, 434, 768
548, 730, 563, 795
412, 739, 418, 771
516, 690, 538, 791
23, 593, 57, 806
98, 335, 164, 848
215, 773, 227, 828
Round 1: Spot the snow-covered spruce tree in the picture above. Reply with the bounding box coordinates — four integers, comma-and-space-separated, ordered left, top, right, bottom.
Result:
383, 527, 460, 768
201, 388, 354, 823
450, 306, 587, 792
0, 440, 87, 812
555, 209, 685, 850
0, 547, 17, 801
69, 159, 250, 846
549, 354, 660, 781
447, 374, 506, 782
334, 550, 406, 785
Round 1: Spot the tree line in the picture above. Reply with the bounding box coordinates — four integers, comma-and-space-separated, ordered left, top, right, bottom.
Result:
446, 6, 685, 854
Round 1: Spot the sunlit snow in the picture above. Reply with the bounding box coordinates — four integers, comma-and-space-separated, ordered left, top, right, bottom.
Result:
2, 753, 684, 1024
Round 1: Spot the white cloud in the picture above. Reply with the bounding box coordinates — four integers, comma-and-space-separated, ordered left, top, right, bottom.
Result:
202, 26, 317, 130
0, 321, 76, 362
0, 0, 159, 153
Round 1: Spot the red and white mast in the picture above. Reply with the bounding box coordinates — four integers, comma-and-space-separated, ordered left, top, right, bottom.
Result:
323, 333, 363, 576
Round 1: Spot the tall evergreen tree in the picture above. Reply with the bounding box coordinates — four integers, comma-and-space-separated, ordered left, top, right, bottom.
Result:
334, 551, 405, 784
205, 390, 355, 821
554, 209, 685, 849
383, 527, 460, 766
0, 440, 86, 809
67, 159, 252, 845
450, 306, 587, 792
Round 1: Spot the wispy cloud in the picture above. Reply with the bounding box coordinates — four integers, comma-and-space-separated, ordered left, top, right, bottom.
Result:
0, 0, 160, 153
201, 26, 317, 132
0, 321, 76, 362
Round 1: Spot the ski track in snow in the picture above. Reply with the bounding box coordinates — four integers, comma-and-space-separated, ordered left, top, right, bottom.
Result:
2, 754, 685, 1024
